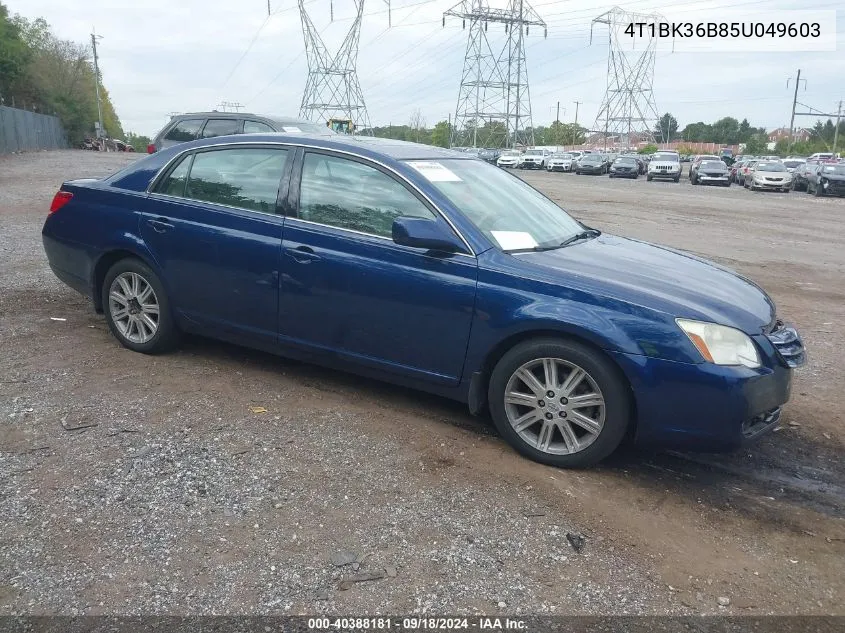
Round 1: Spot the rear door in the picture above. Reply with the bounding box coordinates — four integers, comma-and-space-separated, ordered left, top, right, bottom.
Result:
141, 145, 293, 343
278, 149, 478, 385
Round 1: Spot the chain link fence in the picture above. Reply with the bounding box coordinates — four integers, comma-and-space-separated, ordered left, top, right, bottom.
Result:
0, 106, 67, 153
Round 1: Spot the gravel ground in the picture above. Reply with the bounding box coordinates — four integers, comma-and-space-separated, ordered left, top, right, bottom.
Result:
1, 150, 844, 616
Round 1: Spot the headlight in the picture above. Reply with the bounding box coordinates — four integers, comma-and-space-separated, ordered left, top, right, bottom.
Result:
676, 319, 761, 368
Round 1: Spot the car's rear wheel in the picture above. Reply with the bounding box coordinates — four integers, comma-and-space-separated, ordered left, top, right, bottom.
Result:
814, 183, 824, 196
488, 338, 631, 468
102, 258, 179, 354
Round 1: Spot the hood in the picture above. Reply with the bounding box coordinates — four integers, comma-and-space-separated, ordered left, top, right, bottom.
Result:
512, 234, 775, 333
819, 172, 845, 181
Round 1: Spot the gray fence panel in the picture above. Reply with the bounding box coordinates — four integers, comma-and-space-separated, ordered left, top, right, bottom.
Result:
0, 106, 67, 153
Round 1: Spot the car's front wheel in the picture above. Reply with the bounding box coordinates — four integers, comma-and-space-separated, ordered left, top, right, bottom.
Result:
488, 338, 631, 468
102, 258, 179, 354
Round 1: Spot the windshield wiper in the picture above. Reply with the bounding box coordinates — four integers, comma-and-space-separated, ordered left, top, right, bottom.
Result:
559, 228, 601, 248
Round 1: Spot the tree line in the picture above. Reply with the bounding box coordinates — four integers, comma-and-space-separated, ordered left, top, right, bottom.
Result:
654, 111, 843, 155
0, 2, 125, 145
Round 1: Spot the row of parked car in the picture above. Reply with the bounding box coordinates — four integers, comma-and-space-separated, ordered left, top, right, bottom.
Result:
727, 154, 845, 196
465, 145, 844, 196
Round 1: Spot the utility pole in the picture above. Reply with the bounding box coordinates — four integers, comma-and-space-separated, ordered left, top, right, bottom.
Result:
91, 30, 104, 141
573, 100, 581, 125
834, 100, 842, 156
556, 101, 560, 123
786, 69, 805, 150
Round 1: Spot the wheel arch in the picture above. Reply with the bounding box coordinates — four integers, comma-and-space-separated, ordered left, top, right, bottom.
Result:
91, 246, 160, 312
467, 328, 638, 441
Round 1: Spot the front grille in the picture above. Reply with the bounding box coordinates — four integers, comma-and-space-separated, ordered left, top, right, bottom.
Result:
742, 407, 782, 438
766, 320, 806, 368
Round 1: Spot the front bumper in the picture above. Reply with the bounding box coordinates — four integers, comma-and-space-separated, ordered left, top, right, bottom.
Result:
752, 180, 791, 189
698, 175, 729, 184
614, 351, 794, 450
649, 170, 680, 179
612, 324, 803, 451
548, 163, 572, 172
521, 161, 544, 169
820, 180, 845, 196
579, 166, 603, 174
610, 169, 637, 178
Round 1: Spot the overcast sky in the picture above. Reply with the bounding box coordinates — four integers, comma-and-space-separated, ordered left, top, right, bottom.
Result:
11, 0, 845, 137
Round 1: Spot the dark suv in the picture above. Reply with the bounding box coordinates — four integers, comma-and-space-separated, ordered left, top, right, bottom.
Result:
147, 112, 335, 153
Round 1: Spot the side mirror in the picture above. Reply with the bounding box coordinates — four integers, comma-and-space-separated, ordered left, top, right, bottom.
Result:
392, 217, 462, 253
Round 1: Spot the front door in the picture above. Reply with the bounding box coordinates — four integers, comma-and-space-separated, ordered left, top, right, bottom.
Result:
278, 150, 478, 385
141, 145, 292, 342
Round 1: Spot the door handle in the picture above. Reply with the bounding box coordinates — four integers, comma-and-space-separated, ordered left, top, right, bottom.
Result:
285, 245, 320, 264
147, 218, 174, 233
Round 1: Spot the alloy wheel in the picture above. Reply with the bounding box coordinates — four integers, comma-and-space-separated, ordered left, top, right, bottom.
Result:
108, 272, 160, 344
504, 357, 606, 455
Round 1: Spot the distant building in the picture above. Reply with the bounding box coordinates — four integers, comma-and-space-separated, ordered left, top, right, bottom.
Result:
768, 127, 810, 143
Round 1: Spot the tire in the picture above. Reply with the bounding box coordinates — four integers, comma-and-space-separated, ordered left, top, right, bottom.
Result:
673, 176, 680, 183
101, 258, 179, 354
814, 183, 824, 197
646, 174, 652, 181
487, 338, 632, 468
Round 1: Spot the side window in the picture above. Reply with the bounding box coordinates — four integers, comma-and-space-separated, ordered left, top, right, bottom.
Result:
201, 119, 240, 138
164, 119, 204, 142
183, 148, 289, 213
243, 120, 276, 134
157, 154, 192, 197
298, 153, 436, 238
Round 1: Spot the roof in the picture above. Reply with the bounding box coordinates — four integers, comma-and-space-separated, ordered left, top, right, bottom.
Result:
162, 132, 475, 161
170, 111, 312, 124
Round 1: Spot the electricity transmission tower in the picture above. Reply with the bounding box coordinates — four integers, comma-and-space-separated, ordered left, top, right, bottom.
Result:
298, 1, 388, 133
591, 7, 663, 148
444, 0, 546, 148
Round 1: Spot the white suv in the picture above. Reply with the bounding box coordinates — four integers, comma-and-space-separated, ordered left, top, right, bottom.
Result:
647, 151, 682, 182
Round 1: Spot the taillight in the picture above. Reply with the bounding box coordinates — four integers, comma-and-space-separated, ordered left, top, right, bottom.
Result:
49, 191, 73, 214
147, 144, 156, 154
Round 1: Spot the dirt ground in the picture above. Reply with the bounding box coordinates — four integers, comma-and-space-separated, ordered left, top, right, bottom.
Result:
1, 150, 843, 616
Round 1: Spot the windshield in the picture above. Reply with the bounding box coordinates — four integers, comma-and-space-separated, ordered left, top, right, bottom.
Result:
406, 159, 583, 251
501, 151, 520, 157
553, 153, 573, 159
756, 162, 787, 172
582, 155, 602, 163
822, 164, 845, 175
697, 156, 720, 161
700, 161, 726, 169
525, 150, 544, 156
614, 157, 637, 164
653, 152, 679, 162
783, 160, 805, 168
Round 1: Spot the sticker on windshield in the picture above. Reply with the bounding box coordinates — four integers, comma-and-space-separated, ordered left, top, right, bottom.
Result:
282, 126, 302, 133
406, 161, 462, 182
490, 231, 538, 251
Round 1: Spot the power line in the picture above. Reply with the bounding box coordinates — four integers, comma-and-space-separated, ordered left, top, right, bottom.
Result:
445, 0, 547, 148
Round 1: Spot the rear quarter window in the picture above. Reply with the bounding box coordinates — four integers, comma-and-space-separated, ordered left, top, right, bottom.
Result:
164, 119, 204, 142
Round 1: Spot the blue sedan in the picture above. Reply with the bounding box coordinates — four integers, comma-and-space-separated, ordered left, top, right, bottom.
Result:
42, 134, 805, 467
